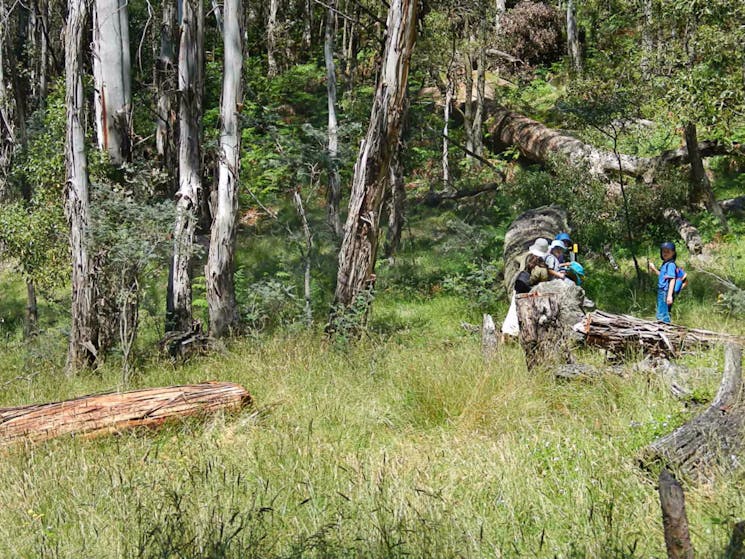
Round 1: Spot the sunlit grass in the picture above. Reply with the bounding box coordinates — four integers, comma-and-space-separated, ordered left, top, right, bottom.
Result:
0, 282, 743, 557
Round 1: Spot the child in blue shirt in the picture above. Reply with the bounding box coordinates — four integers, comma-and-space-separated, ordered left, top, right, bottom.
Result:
647, 241, 677, 323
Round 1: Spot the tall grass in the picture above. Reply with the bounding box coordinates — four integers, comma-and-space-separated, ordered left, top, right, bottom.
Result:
0, 287, 743, 558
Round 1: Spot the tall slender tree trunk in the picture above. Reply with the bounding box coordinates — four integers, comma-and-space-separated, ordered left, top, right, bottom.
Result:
463, 15, 474, 156
0, 0, 13, 199
156, 0, 178, 187
267, 0, 279, 78
640, 0, 653, 79
495, 0, 506, 33
168, 0, 202, 332
471, 17, 486, 158
442, 69, 453, 191
65, 0, 96, 371
206, 0, 243, 338
303, 0, 312, 53
324, 0, 342, 239
567, 0, 582, 74
684, 122, 727, 231
92, 0, 132, 164
330, 0, 418, 322
384, 146, 406, 258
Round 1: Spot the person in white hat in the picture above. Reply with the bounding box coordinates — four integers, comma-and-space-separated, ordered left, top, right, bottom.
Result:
528, 238, 550, 258
502, 238, 551, 339
545, 239, 568, 281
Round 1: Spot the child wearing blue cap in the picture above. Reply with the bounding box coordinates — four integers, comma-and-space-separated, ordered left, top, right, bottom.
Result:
648, 242, 677, 323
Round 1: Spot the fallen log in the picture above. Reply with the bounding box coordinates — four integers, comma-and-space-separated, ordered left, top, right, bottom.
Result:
643, 344, 745, 478
487, 106, 741, 180
721, 196, 745, 215
658, 468, 695, 559
663, 208, 703, 255
573, 310, 745, 359
0, 382, 252, 445
503, 205, 568, 293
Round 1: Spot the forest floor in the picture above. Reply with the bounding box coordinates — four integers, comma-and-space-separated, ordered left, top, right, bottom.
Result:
0, 210, 744, 558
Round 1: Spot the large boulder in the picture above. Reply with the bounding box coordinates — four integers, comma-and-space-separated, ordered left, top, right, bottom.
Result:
503, 205, 569, 293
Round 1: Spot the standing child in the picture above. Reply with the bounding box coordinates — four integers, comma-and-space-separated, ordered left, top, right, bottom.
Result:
648, 241, 677, 323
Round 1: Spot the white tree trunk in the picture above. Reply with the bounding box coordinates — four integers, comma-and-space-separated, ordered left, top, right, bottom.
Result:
156, 0, 178, 178
495, 0, 506, 33
566, 0, 582, 74
0, 1, 13, 198
93, 0, 132, 165
472, 19, 486, 158
331, 0, 418, 316
65, 0, 96, 371
324, 0, 342, 238
442, 71, 453, 190
267, 0, 279, 77
206, 0, 243, 338
168, 0, 202, 332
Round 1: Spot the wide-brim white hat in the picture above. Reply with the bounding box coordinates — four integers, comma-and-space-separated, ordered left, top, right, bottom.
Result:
528, 238, 550, 257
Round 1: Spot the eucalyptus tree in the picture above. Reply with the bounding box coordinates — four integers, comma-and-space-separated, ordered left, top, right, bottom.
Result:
156, 0, 178, 187
206, 0, 243, 337
324, 0, 342, 238
330, 0, 418, 327
64, 0, 96, 370
92, 0, 131, 164
566, 0, 581, 74
168, 0, 203, 332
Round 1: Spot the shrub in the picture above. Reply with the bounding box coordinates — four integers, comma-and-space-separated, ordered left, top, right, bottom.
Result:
499, 1, 564, 69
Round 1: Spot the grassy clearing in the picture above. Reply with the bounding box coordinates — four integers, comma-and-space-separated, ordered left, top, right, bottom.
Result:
0, 283, 743, 557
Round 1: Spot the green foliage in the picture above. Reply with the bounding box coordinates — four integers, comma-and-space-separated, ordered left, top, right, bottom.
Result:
235, 272, 304, 333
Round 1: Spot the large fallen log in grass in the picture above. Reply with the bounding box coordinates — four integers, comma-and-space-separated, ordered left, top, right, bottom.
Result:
0, 382, 252, 445
643, 344, 744, 478
573, 310, 745, 359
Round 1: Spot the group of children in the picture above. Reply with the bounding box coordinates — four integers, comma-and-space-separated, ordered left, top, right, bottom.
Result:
502, 232, 585, 337
502, 233, 686, 338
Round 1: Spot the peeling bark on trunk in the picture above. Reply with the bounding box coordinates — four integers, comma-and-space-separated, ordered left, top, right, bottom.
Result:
644, 344, 745, 480
156, 0, 178, 188
0, 0, 14, 199
168, 0, 202, 332
206, 0, 242, 338
93, 0, 132, 165
65, 0, 96, 371
442, 68, 453, 190
324, 0, 343, 239
330, 0, 418, 322
472, 22, 486, 158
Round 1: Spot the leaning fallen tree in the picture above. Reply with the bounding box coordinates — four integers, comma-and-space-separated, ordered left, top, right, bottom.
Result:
503, 205, 568, 293
573, 310, 745, 359
0, 382, 252, 445
643, 344, 744, 478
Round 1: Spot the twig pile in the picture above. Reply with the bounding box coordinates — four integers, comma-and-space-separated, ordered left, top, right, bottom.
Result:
0, 382, 252, 445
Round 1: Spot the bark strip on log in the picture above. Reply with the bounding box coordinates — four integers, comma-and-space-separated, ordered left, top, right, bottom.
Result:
573, 310, 745, 359
658, 468, 695, 559
644, 344, 745, 477
0, 382, 252, 445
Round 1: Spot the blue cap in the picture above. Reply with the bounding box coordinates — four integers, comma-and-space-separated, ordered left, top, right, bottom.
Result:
660, 242, 676, 251
556, 232, 571, 242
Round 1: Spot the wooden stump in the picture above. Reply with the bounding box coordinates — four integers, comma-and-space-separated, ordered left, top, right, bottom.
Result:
658, 468, 695, 559
516, 292, 571, 371
644, 344, 745, 478
481, 313, 497, 360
